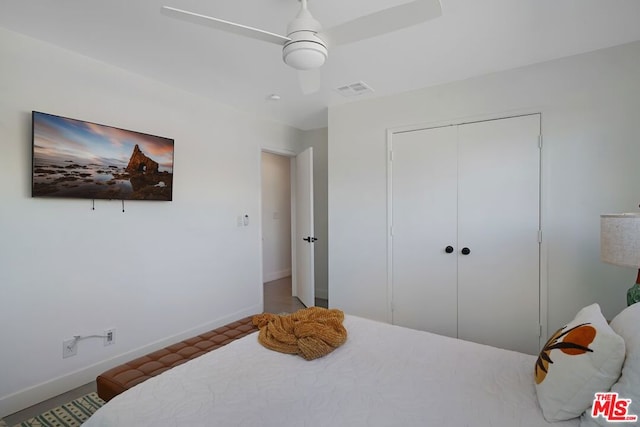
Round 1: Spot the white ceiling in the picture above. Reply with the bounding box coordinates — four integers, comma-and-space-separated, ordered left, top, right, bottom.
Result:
2, 0, 640, 130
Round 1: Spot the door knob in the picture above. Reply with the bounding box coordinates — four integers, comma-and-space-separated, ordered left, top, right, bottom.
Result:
461, 247, 471, 255
445, 246, 454, 253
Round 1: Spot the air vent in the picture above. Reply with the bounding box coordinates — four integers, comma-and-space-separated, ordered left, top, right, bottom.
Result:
335, 81, 374, 97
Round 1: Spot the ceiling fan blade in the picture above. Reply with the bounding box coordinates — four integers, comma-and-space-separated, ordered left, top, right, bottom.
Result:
298, 69, 321, 95
324, 0, 442, 47
162, 6, 291, 46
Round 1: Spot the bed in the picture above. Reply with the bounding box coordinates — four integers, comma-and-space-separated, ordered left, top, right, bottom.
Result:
84, 313, 590, 427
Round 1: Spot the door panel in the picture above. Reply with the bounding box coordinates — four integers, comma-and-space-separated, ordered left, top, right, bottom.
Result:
295, 147, 315, 308
391, 127, 458, 338
457, 115, 541, 355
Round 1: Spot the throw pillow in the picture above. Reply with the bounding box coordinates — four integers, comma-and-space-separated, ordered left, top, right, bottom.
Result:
535, 303, 625, 422
580, 302, 639, 426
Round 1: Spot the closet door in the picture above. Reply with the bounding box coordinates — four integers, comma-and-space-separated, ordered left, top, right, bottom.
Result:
391, 126, 458, 338
457, 114, 541, 355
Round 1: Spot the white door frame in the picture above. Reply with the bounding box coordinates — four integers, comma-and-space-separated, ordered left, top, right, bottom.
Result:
386, 112, 547, 351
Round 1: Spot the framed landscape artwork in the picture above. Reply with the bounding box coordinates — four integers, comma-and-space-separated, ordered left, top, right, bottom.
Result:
32, 111, 174, 201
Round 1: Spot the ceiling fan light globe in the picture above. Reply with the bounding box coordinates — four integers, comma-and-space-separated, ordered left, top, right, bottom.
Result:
283, 30, 328, 70
283, 37, 327, 70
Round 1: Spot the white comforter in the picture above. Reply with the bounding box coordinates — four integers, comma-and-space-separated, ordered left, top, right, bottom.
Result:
85, 315, 579, 427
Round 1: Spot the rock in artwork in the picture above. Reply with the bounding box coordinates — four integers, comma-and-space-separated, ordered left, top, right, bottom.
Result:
126, 145, 160, 174
32, 112, 174, 201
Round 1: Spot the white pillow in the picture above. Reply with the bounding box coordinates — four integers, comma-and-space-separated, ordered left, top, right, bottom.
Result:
581, 302, 640, 426
535, 303, 625, 422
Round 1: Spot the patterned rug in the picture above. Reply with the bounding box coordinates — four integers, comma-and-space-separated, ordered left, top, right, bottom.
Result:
8, 393, 104, 427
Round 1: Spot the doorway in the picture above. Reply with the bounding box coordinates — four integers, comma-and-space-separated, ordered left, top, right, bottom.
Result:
261, 149, 326, 313
261, 151, 301, 311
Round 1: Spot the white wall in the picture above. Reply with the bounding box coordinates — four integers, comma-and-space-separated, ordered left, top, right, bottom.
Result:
0, 27, 306, 416
261, 152, 292, 282
328, 41, 640, 336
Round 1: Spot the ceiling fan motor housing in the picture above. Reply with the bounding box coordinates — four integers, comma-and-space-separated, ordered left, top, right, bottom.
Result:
282, 5, 328, 70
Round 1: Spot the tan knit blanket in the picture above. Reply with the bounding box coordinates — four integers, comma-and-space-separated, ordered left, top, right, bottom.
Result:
252, 307, 348, 360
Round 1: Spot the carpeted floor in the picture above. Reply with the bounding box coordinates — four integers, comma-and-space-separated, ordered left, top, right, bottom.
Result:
8, 393, 104, 427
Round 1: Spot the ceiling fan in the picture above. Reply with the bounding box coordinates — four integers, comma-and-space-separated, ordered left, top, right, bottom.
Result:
162, 0, 442, 94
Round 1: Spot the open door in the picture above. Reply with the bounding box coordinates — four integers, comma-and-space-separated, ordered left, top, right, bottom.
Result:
294, 147, 315, 307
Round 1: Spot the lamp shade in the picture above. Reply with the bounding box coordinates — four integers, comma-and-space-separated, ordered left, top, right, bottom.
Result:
600, 213, 640, 268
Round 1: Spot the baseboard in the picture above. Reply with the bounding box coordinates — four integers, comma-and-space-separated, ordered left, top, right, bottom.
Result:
0, 304, 261, 418
263, 269, 291, 283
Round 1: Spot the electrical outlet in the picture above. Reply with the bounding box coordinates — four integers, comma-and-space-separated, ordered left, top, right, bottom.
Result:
104, 328, 115, 346
63, 339, 77, 358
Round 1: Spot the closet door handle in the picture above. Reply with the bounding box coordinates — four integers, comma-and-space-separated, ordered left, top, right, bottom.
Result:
461, 247, 471, 255
445, 246, 454, 254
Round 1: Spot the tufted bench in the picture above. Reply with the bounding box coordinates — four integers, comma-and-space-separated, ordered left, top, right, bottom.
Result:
96, 315, 258, 401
